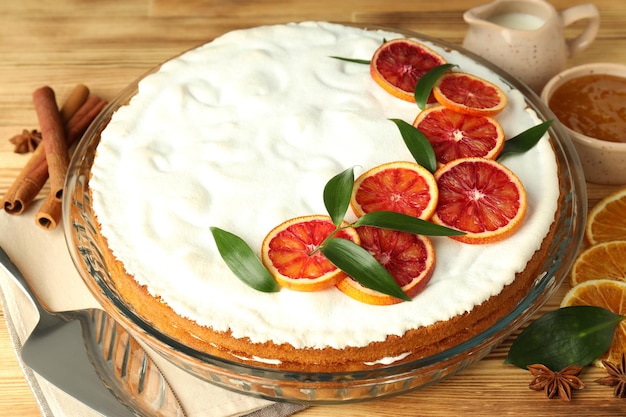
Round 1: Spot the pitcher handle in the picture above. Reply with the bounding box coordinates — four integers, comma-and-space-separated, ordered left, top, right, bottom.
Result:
560, 3, 600, 57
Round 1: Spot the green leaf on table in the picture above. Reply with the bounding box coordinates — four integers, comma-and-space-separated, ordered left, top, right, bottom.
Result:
505, 305, 625, 371
498, 120, 553, 160
354, 211, 465, 236
210, 227, 280, 293
414, 63, 457, 110
320, 237, 411, 301
323, 167, 355, 227
389, 119, 437, 173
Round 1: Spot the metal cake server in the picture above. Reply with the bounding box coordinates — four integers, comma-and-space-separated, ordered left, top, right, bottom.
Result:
0, 245, 186, 417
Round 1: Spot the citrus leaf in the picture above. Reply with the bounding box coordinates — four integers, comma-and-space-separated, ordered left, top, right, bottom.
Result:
414, 63, 457, 110
498, 120, 553, 160
320, 237, 411, 301
389, 118, 437, 173
505, 306, 625, 370
354, 211, 465, 236
210, 227, 280, 293
329, 56, 370, 65
323, 167, 355, 227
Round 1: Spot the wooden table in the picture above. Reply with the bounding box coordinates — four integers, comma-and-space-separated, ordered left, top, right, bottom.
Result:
1, 0, 625, 415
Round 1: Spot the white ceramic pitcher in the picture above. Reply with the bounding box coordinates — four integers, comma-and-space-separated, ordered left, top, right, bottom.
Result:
462, 0, 600, 92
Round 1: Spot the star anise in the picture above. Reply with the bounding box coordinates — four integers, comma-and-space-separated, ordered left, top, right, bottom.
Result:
596, 353, 626, 398
9, 129, 42, 153
527, 364, 585, 401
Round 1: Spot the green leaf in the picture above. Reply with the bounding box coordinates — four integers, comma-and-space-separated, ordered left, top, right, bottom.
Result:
498, 120, 553, 160
389, 119, 437, 173
505, 306, 625, 370
320, 238, 411, 302
210, 227, 280, 293
323, 167, 355, 227
354, 211, 465, 236
329, 56, 371, 65
414, 63, 457, 110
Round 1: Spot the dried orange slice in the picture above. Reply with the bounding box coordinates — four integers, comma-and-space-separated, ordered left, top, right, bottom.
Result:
432, 157, 527, 244
561, 279, 626, 366
351, 161, 438, 219
336, 226, 435, 305
370, 38, 446, 103
433, 71, 508, 117
261, 215, 360, 292
586, 187, 626, 245
413, 105, 504, 166
571, 240, 626, 286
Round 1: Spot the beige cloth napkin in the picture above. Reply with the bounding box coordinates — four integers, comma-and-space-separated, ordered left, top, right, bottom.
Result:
0, 200, 307, 417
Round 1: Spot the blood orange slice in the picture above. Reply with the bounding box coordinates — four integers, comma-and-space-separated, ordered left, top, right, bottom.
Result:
336, 226, 435, 305
432, 157, 527, 244
261, 215, 360, 291
351, 161, 438, 219
370, 38, 446, 103
413, 105, 505, 166
433, 71, 508, 116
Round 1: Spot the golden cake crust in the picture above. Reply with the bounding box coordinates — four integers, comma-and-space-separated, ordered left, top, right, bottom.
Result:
89, 187, 558, 372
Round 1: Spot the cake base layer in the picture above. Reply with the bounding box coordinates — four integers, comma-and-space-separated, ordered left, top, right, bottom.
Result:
91, 197, 557, 372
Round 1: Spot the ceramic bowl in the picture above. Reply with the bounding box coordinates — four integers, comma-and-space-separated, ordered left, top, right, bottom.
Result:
541, 63, 626, 184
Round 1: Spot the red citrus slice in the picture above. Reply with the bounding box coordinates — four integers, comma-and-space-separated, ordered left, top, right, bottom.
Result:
351, 161, 438, 219
413, 105, 505, 166
336, 226, 435, 305
433, 71, 508, 116
432, 157, 527, 244
261, 215, 360, 291
370, 38, 446, 103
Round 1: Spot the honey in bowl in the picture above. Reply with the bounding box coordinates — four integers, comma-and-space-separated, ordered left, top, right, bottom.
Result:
548, 74, 626, 143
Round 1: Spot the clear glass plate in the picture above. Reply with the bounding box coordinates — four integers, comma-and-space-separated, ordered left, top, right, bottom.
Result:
63, 24, 587, 404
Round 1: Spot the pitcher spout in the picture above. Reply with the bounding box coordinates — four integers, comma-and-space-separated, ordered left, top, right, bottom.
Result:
463, 1, 500, 27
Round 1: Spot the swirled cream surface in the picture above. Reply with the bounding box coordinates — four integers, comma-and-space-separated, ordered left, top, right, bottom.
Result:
91, 22, 559, 350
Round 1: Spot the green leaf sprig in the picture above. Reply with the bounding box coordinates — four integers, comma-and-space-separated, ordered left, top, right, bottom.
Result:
414, 63, 457, 110
212, 166, 463, 301
328, 38, 387, 65
210, 227, 280, 292
354, 210, 464, 237
389, 119, 437, 173
318, 167, 464, 301
321, 238, 411, 301
498, 120, 553, 160
305, 167, 411, 301
329, 56, 370, 65
505, 306, 625, 371
323, 166, 354, 226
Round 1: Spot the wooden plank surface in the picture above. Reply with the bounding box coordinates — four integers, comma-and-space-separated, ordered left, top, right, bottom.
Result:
1, 0, 625, 415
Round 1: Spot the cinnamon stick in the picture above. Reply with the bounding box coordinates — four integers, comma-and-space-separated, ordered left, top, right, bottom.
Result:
35, 192, 63, 230
65, 96, 108, 144
59, 84, 90, 124
33, 86, 69, 201
34, 96, 108, 229
2, 150, 49, 214
2, 85, 99, 215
